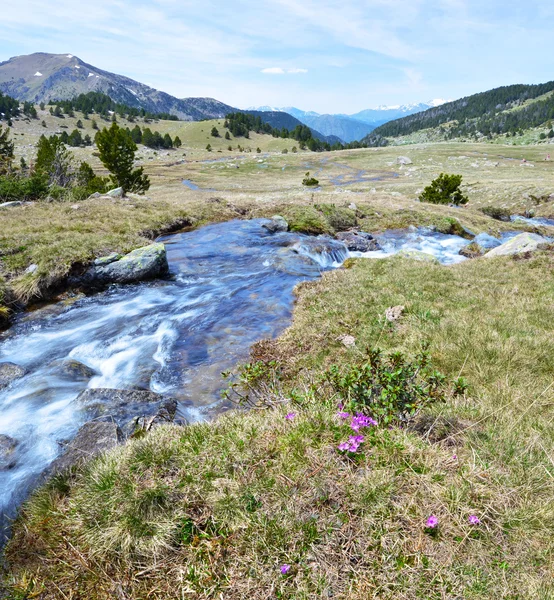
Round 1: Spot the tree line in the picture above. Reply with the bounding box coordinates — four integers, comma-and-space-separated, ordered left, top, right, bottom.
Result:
371, 80, 554, 140
225, 112, 369, 152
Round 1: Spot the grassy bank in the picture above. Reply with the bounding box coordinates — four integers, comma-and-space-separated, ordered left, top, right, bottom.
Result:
4, 251, 554, 599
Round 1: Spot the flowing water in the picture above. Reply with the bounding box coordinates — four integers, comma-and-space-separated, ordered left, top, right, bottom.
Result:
0, 219, 469, 542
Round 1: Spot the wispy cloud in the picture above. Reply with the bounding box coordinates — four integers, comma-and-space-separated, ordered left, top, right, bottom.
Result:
1, 0, 553, 113
261, 67, 308, 74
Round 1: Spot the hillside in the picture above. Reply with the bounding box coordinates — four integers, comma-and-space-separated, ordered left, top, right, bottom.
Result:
0, 53, 235, 121
370, 82, 554, 142
294, 113, 374, 143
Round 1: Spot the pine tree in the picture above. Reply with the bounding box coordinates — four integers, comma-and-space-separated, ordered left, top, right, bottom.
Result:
0, 125, 15, 174
96, 122, 150, 194
225, 131, 231, 140
131, 125, 142, 144
163, 133, 173, 149
91, 119, 98, 130
76, 119, 84, 129
35, 135, 74, 187
211, 127, 219, 137
173, 136, 182, 148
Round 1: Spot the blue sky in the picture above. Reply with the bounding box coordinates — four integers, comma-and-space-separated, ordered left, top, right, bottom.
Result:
1, 0, 554, 113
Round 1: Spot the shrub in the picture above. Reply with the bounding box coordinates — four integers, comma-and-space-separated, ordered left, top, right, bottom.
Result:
302, 171, 319, 187
419, 173, 468, 205
480, 205, 511, 221
0, 172, 49, 201
211, 127, 219, 137
325, 347, 450, 424
315, 203, 357, 231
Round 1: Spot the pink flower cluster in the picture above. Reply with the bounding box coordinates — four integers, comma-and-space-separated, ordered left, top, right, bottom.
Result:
338, 435, 365, 453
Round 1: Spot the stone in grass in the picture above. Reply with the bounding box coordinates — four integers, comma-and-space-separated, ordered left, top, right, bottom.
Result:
106, 187, 124, 198
337, 334, 356, 347
395, 249, 440, 264
397, 156, 413, 165
262, 215, 289, 233
0, 362, 27, 390
484, 232, 548, 258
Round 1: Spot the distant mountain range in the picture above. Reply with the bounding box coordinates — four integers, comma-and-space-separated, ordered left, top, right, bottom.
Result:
247, 101, 449, 143
0, 53, 234, 121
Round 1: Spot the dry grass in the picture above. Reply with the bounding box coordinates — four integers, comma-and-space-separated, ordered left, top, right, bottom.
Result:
4, 252, 554, 599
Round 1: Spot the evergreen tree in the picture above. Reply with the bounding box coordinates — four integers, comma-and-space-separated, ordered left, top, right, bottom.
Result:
419, 173, 468, 206
211, 127, 220, 137
76, 119, 84, 129
0, 125, 15, 174
42, 120, 47, 128
225, 131, 231, 140
206, 143, 212, 151
163, 133, 173, 149
95, 122, 150, 194
173, 136, 182, 148
131, 125, 142, 144
91, 119, 98, 130
39, 102, 45, 111
35, 135, 74, 187
54, 106, 63, 118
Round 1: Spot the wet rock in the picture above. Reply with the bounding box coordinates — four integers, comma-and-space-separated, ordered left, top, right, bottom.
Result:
0, 362, 27, 390
396, 249, 440, 264
335, 231, 382, 252
78, 243, 169, 288
484, 233, 548, 258
107, 187, 124, 198
262, 215, 289, 233
48, 421, 122, 475
0, 435, 19, 471
459, 242, 485, 258
473, 233, 501, 250
50, 359, 97, 380
397, 156, 413, 165
74, 388, 178, 435
94, 252, 123, 266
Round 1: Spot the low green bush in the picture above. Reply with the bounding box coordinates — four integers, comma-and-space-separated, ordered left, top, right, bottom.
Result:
419, 173, 468, 205
479, 205, 511, 221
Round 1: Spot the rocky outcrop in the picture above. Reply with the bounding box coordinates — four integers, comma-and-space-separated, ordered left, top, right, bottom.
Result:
335, 231, 382, 252
0, 362, 27, 390
484, 233, 549, 258
0, 435, 19, 471
262, 216, 289, 233
76, 243, 169, 289
396, 249, 439, 263
48, 421, 122, 475
49, 359, 97, 381
74, 388, 178, 437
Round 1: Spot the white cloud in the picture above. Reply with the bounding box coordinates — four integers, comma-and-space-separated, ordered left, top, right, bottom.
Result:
261, 67, 286, 74
261, 67, 307, 74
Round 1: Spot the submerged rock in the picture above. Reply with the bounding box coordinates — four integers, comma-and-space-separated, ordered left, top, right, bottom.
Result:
396, 249, 440, 264
459, 242, 485, 258
0, 435, 19, 471
48, 421, 122, 475
473, 233, 502, 249
0, 362, 27, 390
484, 233, 548, 258
78, 243, 169, 288
74, 388, 178, 436
336, 231, 382, 252
262, 215, 289, 233
49, 359, 97, 381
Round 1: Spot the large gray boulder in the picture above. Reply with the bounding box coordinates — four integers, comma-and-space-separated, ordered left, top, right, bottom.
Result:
0, 435, 19, 471
336, 231, 382, 252
397, 156, 413, 165
48, 421, 122, 475
0, 362, 27, 390
79, 243, 169, 288
74, 388, 177, 437
484, 233, 548, 258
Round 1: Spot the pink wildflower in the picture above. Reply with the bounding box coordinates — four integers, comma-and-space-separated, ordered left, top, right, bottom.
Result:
285, 412, 296, 420
350, 413, 378, 431
426, 515, 439, 528
468, 515, 480, 525
338, 441, 351, 451
337, 411, 351, 420
280, 564, 291, 574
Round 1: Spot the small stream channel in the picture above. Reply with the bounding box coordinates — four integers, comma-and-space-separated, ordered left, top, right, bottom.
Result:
0, 219, 471, 542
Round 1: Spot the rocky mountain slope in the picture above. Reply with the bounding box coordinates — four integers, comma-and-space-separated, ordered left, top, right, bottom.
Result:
0, 53, 235, 121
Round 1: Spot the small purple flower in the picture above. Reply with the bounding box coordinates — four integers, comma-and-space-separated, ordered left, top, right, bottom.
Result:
426, 515, 439, 528
285, 412, 296, 421
337, 411, 351, 420
280, 564, 291, 574
338, 441, 351, 451
468, 515, 480, 525
350, 413, 378, 431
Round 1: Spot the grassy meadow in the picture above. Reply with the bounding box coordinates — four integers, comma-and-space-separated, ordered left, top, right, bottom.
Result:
2, 107, 554, 598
